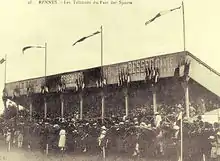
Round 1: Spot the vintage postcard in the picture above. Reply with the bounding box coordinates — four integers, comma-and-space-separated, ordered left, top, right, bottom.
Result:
0, 0, 220, 161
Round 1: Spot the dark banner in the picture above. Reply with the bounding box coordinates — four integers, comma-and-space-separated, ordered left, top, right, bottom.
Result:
83, 67, 101, 88
46, 75, 61, 93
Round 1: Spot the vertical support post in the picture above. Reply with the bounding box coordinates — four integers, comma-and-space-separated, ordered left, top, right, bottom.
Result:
44, 96, 47, 119
46, 143, 48, 156
44, 43, 47, 78
180, 114, 183, 161
102, 146, 106, 161
80, 93, 83, 120
124, 87, 129, 117
152, 85, 157, 114
101, 90, 105, 124
29, 97, 33, 122
60, 94, 64, 119
184, 81, 190, 118
4, 54, 7, 86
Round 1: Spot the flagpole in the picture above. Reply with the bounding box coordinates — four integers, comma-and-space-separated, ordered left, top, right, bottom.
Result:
4, 54, 7, 86
182, 1, 186, 51
44, 42, 47, 120
101, 25, 105, 124
181, 2, 185, 161
180, 113, 183, 161
45, 42, 47, 78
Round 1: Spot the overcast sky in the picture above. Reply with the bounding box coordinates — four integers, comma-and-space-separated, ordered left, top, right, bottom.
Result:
0, 0, 220, 112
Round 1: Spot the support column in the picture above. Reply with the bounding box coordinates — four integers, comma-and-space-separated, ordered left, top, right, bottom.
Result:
60, 94, 64, 119
152, 85, 157, 114
29, 97, 33, 121
101, 90, 105, 124
181, 79, 190, 119
44, 96, 47, 119
184, 81, 190, 118
79, 93, 83, 120
124, 87, 129, 117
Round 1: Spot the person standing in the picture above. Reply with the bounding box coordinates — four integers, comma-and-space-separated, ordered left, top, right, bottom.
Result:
209, 136, 217, 161
6, 128, 11, 151
98, 126, 108, 160
58, 126, 66, 152
216, 132, 220, 160
17, 131, 24, 148
154, 112, 162, 128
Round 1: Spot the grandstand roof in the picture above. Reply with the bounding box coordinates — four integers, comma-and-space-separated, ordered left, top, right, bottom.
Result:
4, 51, 220, 98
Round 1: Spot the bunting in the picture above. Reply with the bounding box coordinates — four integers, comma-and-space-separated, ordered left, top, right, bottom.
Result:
145, 6, 181, 26
72, 31, 100, 46
0, 58, 5, 64
117, 69, 130, 87
22, 46, 45, 54
41, 85, 49, 94
145, 67, 150, 81
154, 68, 160, 83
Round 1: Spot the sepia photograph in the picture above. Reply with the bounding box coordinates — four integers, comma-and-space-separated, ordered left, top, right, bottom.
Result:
0, 0, 220, 160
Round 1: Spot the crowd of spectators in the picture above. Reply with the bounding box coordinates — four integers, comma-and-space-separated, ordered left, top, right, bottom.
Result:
1, 79, 220, 161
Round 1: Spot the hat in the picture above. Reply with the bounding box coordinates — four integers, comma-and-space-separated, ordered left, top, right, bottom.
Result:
134, 121, 139, 125
155, 112, 159, 115
101, 126, 106, 130
133, 118, 138, 121
85, 123, 89, 126
173, 125, 180, 130
209, 136, 215, 140
119, 122, 124, 125
140, 122, 147, 128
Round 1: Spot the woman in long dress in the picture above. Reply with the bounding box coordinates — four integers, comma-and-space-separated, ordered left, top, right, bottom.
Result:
58, 128, 66, 151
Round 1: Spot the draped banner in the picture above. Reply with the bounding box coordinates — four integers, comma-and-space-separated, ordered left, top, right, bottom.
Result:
61, 72, 83, 89
5, 52, 186, 96
103, 52, 186, 84
5, 78, 45, 97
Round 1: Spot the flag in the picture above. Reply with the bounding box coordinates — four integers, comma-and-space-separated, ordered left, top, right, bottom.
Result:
75, 79, 79, 91
127, 74, 130, 83
96, 80, 100, 87
72, 31, 100, 46
177, 111, 182, 121
118, 72, 121, 86
154, 68, 160, 83
0, 58, 5, 64
145, 6, 181, 26
22, 46, 45, 54
103, 78, 107, 85
179, 65, 185, 77
184, 62, 190, 76
145, 67, 150, 80
150, 66, 155, 81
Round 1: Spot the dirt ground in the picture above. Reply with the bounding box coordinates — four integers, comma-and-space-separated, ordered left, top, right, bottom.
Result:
0, 146, 174, 161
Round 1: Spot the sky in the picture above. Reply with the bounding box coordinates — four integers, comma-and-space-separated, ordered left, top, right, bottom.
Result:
0, 0, 220, 113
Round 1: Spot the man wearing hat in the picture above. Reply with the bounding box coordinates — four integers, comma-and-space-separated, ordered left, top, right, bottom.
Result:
216, 132, 220, 160
209, 135, 217, 160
